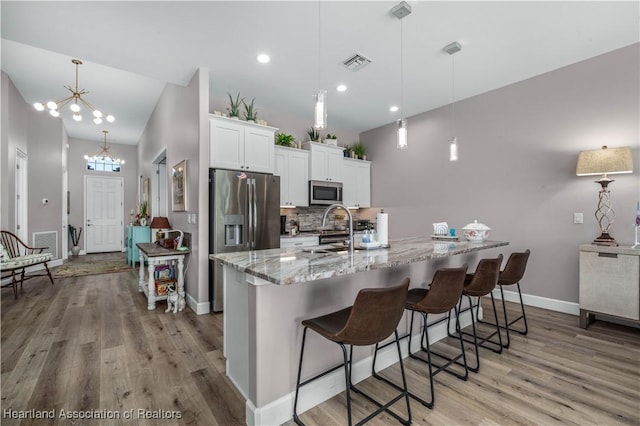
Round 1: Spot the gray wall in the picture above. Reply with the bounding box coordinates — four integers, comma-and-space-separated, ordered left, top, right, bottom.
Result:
67, 137, 138, 252
361, 44, 640, 304
137, 68, 209, 307
1, 71, 65, 258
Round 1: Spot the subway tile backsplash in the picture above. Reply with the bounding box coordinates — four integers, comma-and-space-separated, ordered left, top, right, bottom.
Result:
280, 206, 375, 233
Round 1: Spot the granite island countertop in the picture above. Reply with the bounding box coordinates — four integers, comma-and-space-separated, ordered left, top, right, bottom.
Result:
211, 237, 508, 285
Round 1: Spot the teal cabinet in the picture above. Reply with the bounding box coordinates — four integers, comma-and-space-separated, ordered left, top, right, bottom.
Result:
126, 226, 151, 266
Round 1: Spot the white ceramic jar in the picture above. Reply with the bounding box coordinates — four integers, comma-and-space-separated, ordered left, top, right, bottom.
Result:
461, 220, 491, 242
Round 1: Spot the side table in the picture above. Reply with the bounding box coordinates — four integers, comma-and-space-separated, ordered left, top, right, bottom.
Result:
137, 243, 190, 311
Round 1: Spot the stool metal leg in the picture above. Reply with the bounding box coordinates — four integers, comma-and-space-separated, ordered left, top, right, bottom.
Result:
293, 327, 309, 426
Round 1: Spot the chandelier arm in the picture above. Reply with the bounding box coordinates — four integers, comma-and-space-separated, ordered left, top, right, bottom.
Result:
78, 97, 98, 112
56, 97, 75, 109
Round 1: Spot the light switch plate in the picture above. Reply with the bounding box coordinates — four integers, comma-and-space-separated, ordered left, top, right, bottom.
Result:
573, 212, 583, 224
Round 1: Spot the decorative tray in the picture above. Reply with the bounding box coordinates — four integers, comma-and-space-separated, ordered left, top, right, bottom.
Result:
431, 235, 459, 241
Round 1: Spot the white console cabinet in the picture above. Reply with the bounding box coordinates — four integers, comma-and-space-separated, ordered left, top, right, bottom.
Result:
209, 115, 277, 173
579, 244, 640, 328
274, 146, 309, 207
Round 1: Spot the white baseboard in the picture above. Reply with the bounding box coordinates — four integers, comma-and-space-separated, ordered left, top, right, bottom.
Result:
247, 309, 476, 426
186, 292, 210, 315
492, 289, 579, 316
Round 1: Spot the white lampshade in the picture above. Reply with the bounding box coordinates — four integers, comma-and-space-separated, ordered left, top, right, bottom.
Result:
49, 109, 60, 117
70, 103, 80, 112
47, 101, 58, 110
106, 115, 115, 123
93, 110, 103, 118
73, 114, 82, 121
33, 102, 45, 111
93, 117, 103, 125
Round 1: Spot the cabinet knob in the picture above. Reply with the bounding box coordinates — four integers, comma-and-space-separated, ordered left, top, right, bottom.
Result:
246, 166, 250, 170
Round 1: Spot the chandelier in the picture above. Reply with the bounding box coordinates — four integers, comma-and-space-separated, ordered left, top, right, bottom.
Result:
84, 130, 125, 164
33, 59, 115, 124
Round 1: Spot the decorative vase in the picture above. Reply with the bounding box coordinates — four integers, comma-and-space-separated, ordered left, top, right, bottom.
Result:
140, 217, 147, 226
71, 246, 80, 256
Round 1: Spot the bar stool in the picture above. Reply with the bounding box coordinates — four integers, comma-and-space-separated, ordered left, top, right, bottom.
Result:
372, 265, 469, 409
477, 250, 531, 348
449, 255, 503, 373
293, 279, 411, 426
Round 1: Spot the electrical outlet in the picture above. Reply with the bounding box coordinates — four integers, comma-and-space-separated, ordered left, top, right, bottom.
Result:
191, 213, 197, 224
573, 212, 583, 224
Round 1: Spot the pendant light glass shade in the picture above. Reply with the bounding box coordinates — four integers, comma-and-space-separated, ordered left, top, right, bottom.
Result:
313, 90, 327, 130
397, 119, 408, 149
449, 137, 458, 161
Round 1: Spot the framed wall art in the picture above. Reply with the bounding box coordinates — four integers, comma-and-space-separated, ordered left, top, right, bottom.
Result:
171, 160, 187, 211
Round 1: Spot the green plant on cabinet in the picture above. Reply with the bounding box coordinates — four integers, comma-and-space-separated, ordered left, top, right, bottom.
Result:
307, 127, 320, 142
242, 97, 258, 121
227, 92, 244, 118
353, 142, 366, 159
275, 133, 296, 147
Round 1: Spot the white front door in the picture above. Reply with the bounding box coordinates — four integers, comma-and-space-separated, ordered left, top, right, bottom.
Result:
85, 176, 123, 253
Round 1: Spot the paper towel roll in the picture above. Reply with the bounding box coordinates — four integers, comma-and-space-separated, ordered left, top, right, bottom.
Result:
377, 212, 389, 246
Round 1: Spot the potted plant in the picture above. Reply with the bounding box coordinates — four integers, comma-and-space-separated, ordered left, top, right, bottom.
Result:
275, 133, 296, 147
137, 200, 149, 226
343, 144, 351, 157
242, 97, 258, 122
324, 133, 338, 146
353, 142, 366, 160
307, 127, 320, 142
227, 92, 243, 119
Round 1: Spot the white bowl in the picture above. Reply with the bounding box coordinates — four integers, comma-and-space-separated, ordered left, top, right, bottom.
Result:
461, 220, 491, 242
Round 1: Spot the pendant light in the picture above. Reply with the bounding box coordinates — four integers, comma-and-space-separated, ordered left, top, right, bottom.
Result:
33, 59, 115, 124
392, 2, 411, 149
84, 130, 125, 165
313, 1, 327, 130
444, 41, 462, 161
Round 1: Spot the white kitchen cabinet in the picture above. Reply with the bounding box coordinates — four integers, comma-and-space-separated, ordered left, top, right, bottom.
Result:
579, 244, 640, 328
274, 146, 309, 207
342, 158, 371, 208
304, 142, 343, 182
280, 235, 319, 248
209, 115, 277, 173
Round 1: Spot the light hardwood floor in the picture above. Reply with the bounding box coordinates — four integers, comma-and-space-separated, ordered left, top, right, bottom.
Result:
2, 266, 639, 425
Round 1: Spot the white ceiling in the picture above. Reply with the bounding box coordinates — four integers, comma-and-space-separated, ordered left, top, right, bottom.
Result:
1, 1, 638, 145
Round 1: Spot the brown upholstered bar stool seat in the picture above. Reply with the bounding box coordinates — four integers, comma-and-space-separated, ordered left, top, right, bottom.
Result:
373, 266, 469, 409
448, 255, 503, 373
477, 250, 531, 348
293, 279, 411, 426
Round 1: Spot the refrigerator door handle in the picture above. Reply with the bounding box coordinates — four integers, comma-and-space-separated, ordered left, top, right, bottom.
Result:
247, 178, 253, 249
252, 178, 258, 250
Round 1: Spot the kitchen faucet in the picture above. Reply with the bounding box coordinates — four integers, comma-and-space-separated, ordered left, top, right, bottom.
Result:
322, 203, 354, 254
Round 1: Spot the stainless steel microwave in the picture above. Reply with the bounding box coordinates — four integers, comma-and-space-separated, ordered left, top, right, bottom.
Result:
309, 180, 343, 205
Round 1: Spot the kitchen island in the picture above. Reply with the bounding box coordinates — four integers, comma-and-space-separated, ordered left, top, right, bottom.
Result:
211, 237, 508, 425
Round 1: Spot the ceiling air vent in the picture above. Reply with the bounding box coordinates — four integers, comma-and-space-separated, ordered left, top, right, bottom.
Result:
342, 53, 372, 72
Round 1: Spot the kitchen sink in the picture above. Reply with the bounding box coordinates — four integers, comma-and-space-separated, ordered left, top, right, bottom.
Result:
302, 247, 360, 254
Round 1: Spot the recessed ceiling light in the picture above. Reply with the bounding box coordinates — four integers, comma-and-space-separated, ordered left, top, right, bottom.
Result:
257, 54, 270, 64
336, 84, 347, 92
389, 105, 399, 112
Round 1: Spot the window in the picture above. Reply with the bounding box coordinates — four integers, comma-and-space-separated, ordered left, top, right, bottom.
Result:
86, 158, 122, 172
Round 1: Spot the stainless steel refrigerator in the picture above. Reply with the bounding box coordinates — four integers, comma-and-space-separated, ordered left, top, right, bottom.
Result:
209, 168, 280, 312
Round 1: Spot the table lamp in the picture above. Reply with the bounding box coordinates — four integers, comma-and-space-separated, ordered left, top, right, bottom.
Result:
150, 216, 171, 243
576, 145, 633, 246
